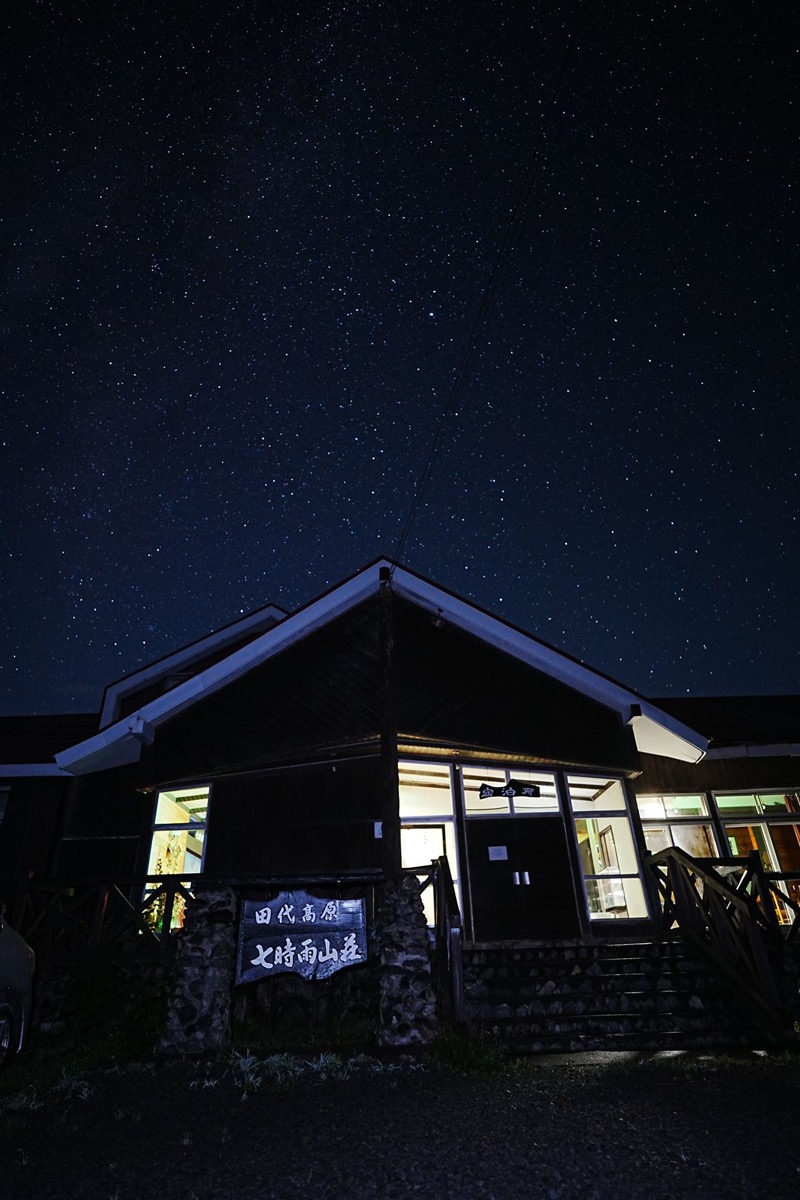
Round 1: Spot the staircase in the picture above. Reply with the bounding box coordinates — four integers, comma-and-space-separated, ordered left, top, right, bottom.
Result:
462, 937, 796, 1054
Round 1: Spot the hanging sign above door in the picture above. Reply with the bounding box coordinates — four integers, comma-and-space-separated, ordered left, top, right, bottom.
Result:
479, 780, 541, 800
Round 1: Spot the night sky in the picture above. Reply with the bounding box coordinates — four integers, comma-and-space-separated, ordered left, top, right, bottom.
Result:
2, 1, 797, 717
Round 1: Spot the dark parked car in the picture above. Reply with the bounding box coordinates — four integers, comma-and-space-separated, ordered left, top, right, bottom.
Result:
0, 903, 35, 1067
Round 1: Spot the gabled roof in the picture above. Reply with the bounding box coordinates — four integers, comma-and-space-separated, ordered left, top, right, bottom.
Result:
99, 600, 287, 728
56, 559, 708, 775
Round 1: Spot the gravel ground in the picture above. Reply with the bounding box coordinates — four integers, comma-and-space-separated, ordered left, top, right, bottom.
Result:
1, 1051, 799, 1200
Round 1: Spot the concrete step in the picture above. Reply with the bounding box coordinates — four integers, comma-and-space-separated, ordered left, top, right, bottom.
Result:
467, 987, 736, 1018
458, 935, 788, 1052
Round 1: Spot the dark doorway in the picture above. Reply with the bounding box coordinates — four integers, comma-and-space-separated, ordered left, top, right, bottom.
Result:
466, 817, 581, 940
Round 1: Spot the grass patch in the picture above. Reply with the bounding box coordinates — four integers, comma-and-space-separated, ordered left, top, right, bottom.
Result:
221, 1049, 428, 1097
228, 1049, 349, 1092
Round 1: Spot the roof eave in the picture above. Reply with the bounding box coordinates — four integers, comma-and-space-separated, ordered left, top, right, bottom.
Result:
56, 559, 708, 774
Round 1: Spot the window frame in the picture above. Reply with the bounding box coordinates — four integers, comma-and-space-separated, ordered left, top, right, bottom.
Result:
636, 793, 721, 861
146, 785, 211, 879
567, 773, 649, 922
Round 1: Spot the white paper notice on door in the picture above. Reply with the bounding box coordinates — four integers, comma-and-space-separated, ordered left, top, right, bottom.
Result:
488, 845, 508, 861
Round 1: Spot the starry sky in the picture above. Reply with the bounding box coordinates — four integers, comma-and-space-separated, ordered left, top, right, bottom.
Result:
1, 0, 797, 716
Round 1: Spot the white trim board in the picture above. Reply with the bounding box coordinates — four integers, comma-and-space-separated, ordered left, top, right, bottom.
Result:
57, 559, 707, 775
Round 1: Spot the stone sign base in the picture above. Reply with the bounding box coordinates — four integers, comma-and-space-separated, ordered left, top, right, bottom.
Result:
157, 877, 439, 1056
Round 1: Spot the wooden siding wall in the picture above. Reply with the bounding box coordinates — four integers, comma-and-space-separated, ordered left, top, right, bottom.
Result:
140, 591, 641, 788
635, 752, 800, 795
391, 597, 640, 772
0, 778, 72, 902
139, 598, 384, 785
204, 757, 383, 876
56, 765, 153, 879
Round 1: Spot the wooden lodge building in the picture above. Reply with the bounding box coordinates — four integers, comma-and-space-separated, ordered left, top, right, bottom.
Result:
1, 558, 799, 1051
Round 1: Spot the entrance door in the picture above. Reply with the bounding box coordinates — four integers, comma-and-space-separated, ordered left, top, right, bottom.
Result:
466, 817, 581, 940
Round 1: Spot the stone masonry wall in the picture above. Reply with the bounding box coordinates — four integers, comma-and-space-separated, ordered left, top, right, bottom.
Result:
375, 875, 438, 1046
157, 886, 238, 1056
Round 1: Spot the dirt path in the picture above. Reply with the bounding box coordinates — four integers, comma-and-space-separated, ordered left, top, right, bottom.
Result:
1, 1052, 799, 1199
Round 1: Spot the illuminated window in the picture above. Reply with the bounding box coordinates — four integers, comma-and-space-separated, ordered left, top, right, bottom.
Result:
462, 765, 509, 815
147, 787, 208, 877
641, 791, 800, 925
144, 787, 209, 931
637, 794, 708, 819
568, 775, 648, 920
568, 776, 627, 813
716, 792, 800, 817
642, 823, 717, 858
398, 762, 454, 817
720, 802, 800, 923
637, 794, 718, 861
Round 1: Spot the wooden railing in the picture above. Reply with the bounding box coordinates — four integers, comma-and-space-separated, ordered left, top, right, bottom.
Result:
14, 876, 194, 955
644, 848, 792, 1028
16, 863, 467, 1035
14, 870, 384, 958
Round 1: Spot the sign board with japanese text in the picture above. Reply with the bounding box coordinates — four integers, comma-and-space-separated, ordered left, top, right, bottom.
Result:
479, 780, 541, 800
236, 891, 367, 984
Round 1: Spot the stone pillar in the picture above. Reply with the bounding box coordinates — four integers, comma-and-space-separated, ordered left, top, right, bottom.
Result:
377, 875, 438, 1046
157, 887, 237, 1056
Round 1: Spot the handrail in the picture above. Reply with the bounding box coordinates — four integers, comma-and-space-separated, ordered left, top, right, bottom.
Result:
650, 849, 777, 922
650, 854, 800, 940
400, 858, 464, 1024
644, 847, 789, 1028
